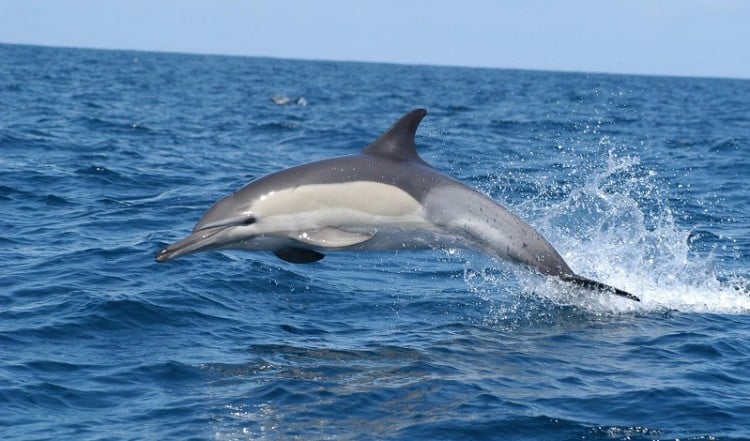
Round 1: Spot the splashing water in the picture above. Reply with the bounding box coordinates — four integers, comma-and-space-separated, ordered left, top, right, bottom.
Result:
466, 147, 750, 315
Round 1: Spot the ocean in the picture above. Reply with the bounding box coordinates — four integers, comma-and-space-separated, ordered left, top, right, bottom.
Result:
1, 43, 749, 440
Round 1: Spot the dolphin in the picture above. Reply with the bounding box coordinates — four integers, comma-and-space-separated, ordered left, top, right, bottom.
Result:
155, 109, 639, 302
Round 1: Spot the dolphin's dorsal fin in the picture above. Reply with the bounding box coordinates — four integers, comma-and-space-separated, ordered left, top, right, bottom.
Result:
362, 108, 427, 162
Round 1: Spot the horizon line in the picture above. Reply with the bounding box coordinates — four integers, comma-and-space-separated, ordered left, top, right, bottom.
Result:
2, 41, 748, 83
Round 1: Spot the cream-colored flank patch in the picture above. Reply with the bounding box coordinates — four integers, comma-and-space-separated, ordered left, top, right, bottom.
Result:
249, 181, 423, 218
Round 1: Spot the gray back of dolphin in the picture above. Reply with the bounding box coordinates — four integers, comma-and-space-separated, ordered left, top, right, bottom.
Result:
192, 109, 442, 232
156, 109, 639, 301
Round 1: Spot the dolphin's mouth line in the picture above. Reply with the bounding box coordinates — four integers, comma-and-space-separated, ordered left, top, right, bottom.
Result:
193, 216, 256, 232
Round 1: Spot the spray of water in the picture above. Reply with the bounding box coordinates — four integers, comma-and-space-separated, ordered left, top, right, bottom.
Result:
466, 147, 750, 315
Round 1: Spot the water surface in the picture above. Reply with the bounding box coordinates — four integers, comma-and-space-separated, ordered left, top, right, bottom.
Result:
1, 44, 749, 440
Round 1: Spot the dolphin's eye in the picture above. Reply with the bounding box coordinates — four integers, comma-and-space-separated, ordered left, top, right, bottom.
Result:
241, 217, 256, 226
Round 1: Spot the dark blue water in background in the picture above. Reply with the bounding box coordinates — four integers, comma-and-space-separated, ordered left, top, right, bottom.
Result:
1, 43, 749, 440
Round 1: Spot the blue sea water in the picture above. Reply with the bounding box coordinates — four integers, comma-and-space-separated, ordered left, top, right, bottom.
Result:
1, 43, 749, 440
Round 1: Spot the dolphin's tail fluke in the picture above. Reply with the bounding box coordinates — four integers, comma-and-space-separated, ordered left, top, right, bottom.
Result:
561, 274, 640, 302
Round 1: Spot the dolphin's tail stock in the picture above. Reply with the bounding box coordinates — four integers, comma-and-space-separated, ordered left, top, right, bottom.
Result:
561, 274, 640, 302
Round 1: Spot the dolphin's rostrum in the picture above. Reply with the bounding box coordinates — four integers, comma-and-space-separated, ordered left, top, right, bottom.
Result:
155, 109, 639, 302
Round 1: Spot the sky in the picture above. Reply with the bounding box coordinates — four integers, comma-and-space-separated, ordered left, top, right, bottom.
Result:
1, 0, 749, 79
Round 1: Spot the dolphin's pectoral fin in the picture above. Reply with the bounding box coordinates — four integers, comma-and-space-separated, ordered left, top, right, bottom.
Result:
273, 247, 325, 264
562, 274, 640, 302
296, 227, 375, 248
